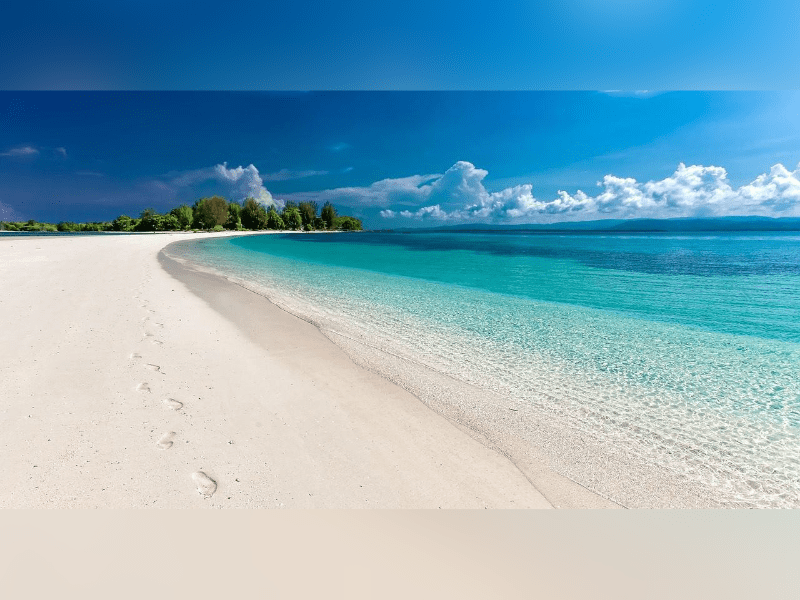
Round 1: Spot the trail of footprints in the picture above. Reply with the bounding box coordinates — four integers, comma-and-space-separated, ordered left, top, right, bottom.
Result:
132, 282, 218, 500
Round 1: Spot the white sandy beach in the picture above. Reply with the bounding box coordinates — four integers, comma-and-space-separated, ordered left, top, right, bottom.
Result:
0, 232, 617, 508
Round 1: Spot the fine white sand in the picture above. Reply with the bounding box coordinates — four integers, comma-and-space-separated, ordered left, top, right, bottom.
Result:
0, 232, 614, 508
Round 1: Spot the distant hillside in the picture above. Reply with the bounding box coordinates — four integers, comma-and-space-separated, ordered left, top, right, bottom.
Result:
387, 216, 800, 233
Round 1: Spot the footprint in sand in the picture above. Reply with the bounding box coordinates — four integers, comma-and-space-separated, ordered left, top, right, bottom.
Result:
136, 382, 151, 393
145, 363, 164, 374
156, 431, 176, 449
150, 339, 164, 346
163, 398, 183, 410
130, 352, 142, 360
191, 472, 217, 498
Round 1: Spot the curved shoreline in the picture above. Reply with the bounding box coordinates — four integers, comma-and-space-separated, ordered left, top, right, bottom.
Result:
0, 228, 719, 508
158, 239, 572, 508
160, 241, 623, 508
162, 236, 723, 508
1, 231, 566, 508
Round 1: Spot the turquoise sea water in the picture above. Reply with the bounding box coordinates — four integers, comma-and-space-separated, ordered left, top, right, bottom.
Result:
169, 231, 800, 507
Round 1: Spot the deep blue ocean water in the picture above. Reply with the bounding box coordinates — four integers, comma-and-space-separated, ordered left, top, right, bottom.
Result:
169, 231, 800, 506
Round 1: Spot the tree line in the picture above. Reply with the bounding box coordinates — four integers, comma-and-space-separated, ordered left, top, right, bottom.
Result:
0, 197, 362, 233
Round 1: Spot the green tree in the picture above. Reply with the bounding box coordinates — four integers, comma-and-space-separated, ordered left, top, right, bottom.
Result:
193, 196, 229, 229
266, 206, 285, 230
226, 202, 243, 230
135, 208, 161, 232
170, 204, 194, 230
112, 215, 136, 232
281, 201, 297, 220
80, 221, 112, 232
283, 206, 302, 230
333, 216, 363, 231
298, 201, 318, 229
241, 197, 268, 229
320, 201, 337, 229
57, 221, 80, 232
162, 214, 181, 231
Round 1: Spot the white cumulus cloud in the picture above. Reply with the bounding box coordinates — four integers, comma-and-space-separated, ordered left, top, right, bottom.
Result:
380, 161, 800, 223
383, 205, 451, 220
556, 162, 800, 219
373, 161, 594, 221
169, 163, 278, 207
735, 163, 800, 214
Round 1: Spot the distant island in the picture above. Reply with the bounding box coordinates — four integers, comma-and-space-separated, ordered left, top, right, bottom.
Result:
0, 196, 363, 233
387, 216, 800, 234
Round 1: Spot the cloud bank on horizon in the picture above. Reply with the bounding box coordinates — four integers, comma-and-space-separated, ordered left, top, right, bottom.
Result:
164, 160, 800, 224
318, 160, 800, 223
6, 155, 799, 225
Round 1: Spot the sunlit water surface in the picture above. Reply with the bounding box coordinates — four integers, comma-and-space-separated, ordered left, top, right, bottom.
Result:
168, 231, 800, 507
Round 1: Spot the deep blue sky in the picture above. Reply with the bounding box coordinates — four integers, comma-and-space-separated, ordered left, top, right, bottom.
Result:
3, 2, 799, 226
2, 1, 799, 90
1, 91, 799, 227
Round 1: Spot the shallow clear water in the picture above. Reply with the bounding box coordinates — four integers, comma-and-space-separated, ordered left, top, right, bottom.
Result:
168, 231, 800, 507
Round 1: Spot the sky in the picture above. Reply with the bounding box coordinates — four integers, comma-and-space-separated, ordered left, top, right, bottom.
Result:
1, 91, 800, 227
2, 2, 799, 90
2, 1, 800, 228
